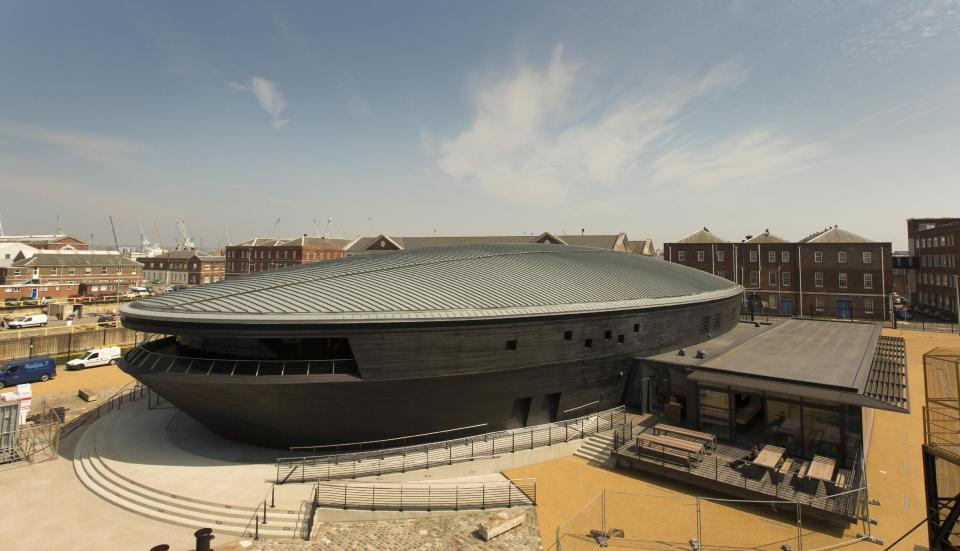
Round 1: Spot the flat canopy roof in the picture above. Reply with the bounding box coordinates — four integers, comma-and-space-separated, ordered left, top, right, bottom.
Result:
646, 318, 908, 412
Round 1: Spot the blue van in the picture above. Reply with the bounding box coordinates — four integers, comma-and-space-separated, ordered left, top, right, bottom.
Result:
0, 357, 57, 389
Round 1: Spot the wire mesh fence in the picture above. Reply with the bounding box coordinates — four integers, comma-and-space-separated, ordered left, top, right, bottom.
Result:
553, 489, 875, 551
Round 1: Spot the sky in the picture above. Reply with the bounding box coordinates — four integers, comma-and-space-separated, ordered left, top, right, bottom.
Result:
1, 1, 959, 250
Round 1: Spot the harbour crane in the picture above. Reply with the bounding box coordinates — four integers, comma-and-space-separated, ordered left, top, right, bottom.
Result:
322, 217, 333, 238
223, 227, 233, 246
270, 217, 281, 240
176, 217, 195, 250
153, 222, 164, 249
0, 211, 5, 236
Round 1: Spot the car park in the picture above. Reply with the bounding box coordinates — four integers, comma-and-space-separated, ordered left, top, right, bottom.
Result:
66, 346, 122, 370
0, 357, 57, 388
6, 313, 48, 329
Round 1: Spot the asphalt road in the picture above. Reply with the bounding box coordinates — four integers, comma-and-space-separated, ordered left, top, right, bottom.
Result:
0, 316, 115, 340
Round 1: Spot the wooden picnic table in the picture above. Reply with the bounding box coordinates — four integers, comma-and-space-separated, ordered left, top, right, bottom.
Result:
638, 433, 705, 455
752, 444, 786, 469
653, 424, 717, 448
807, 455, 836, 482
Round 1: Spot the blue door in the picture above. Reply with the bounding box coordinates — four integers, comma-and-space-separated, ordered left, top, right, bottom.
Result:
781, 299, 795, 317
836, 299, 853, 319
31, 288, 38, 299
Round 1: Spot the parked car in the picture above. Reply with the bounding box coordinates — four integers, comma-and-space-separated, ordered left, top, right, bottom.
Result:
6, 313, 49, 329
3, 297, 21, 305
894, 307, 913, 320
0, 357, 57, 388
66, 346, 122, 370
96, 315, 117, 324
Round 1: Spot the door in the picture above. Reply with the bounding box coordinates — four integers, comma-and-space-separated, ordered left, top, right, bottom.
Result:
781, 299, 795, 317
640, 377, 653, 413
87, 352, 100, 367
5, 365, 21, 384
836, 299, 853, 320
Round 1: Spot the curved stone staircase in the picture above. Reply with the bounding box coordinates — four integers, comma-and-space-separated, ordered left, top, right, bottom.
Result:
72, 420, 303, 539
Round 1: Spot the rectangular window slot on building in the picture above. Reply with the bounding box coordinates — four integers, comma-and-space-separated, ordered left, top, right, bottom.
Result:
506, 340, 517, 351
617, 335, 625, 344
633, 323, 640, 332
563, 330, 573, 341
584, 339, 593, 349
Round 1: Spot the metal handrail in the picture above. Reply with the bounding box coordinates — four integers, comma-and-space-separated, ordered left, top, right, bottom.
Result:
310, 477, 537, 512
123, 337, 358, 377
60, 382, 148, 438
276, 406, 626, 484
290, 422, 489, 453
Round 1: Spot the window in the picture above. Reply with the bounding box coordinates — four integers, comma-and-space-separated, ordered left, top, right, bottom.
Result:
718, 270, 726, 279
68, 267, 75, 275
864, 298, 874, 314
769, 272, 777, 285
563, 330, 572, 341
12, 269, 20, 277
617, 335, 625, 344
768, 250, 776, 263
697, 250, 705, 262
862, 251, 872, 264
782, 272, 791, 286
815, 272, 823, 287
769, 294, 778, 308
633, 323, 640, 333
750, 271, 759, 286
863, 273, 873, 289
100, 267, 107, 275
51, 267, 58, 275
814, 251, 823, 263
584, 339, 593, 349
839, 273, 848, 288
838, 251, 847, 264
677, 251, 686, 262
604, 330, 612, 340
116, 267, 123, 274
815, 297, 824, 311
505, 340, 517, 351
781, 250, 790, 263
716, 250, 725, 262
750, 250, 758, 262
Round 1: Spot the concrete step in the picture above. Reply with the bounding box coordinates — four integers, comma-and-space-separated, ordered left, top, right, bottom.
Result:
573, 435, 617, 463
73, 422, 300, 538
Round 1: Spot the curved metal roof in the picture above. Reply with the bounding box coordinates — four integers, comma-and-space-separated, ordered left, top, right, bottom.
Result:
121, 244, 742, 324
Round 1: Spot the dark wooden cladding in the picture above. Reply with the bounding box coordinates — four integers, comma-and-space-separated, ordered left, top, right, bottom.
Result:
122, 295, 742, 447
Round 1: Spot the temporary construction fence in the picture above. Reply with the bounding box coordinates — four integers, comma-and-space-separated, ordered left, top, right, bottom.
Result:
553, 489, 878, 551
1, 399, 62, 466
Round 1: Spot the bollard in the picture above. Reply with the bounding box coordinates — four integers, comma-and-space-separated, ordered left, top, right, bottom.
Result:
194, 528, 214, 551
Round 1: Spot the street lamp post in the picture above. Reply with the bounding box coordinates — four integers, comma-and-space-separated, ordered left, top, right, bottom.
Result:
777, 264, 784, 317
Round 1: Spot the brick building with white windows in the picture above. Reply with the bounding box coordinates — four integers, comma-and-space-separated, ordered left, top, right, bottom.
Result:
224, 236, 359, 277
663, 226, 893, 320
141, 250, 225, 286
907, 217, 960, 321
0, 250, 143, 299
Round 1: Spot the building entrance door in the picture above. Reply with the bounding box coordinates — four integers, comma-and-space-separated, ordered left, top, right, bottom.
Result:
781, 299, 794, 317
836, 299, 853, 319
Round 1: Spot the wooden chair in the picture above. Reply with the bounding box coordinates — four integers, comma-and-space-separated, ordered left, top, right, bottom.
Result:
829, 469, 849, 494
794, 461, 811, 491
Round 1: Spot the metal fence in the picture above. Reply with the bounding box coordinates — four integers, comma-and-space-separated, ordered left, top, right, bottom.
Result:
124, 337, 358, 377
60, 382, 148, 438
310, 478, 537, 512
0, 326, 146, 363
276, 406, 626, 484
1, 399, 62, 466
553, 489, 877, 551
741, 308, 958, 333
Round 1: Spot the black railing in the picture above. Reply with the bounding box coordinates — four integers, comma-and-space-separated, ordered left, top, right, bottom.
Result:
60, 382, 148, 438
310, 478, 537, 511
276, 406, 626, 484
615, 428, 868, 520
123, 337, 358, 377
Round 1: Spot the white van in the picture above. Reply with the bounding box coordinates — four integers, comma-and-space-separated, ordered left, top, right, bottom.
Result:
6, 314, 48, 329
66, 346, 122, 370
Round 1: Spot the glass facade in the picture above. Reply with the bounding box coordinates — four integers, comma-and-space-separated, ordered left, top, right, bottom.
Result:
699, 388, 731, 439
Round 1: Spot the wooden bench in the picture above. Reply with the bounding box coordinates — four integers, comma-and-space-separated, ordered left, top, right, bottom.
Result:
637, 434, 703, 465
637, 442, 699, 465
796, 461, 809, 479
833, 470, 848, 491
654, 424, 717, 449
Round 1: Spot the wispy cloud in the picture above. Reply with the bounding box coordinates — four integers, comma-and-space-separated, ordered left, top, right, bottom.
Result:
652, 130, 824, 188
0, 119, 146, 166
432, 44, 754, 202
226, 77, 289, 129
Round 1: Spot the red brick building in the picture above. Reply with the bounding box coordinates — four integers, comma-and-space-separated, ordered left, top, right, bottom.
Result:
142, 250, 226, 285
664, 226, 893, 320
0, 251, 143, 299
908, 217, 960, 321
225, 236, 359, 277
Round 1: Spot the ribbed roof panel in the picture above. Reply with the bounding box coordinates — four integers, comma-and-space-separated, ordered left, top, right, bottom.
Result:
122, 244, 741, 323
